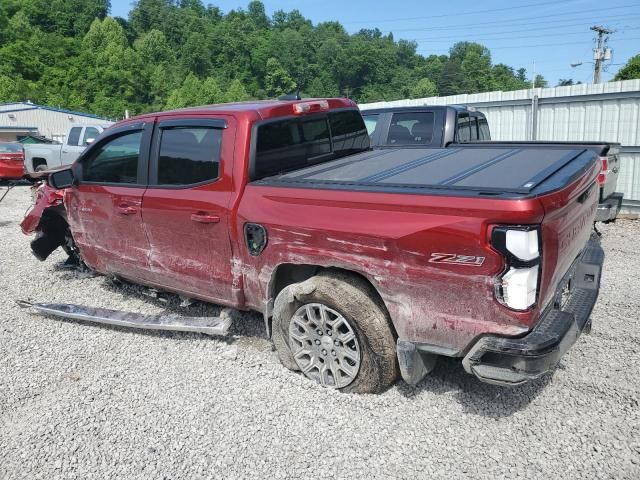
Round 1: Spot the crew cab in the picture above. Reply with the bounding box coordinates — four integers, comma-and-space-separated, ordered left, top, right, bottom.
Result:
362, 105, 622, 222
22, 98, 604, 393
0, 142, 25, 180
23, 125, 108, 175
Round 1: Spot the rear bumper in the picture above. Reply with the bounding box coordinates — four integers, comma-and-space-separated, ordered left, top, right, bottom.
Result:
460, 235, 604, 386
596, 192, 623, 222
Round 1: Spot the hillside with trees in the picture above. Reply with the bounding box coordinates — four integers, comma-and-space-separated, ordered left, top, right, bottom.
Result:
1, 0, 548, 118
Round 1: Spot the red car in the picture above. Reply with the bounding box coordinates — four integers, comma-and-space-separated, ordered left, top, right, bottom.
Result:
0, 142, 25, 180
22, 98, 604, 393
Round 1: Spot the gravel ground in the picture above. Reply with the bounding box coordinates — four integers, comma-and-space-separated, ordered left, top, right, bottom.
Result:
1, 185, 639, 479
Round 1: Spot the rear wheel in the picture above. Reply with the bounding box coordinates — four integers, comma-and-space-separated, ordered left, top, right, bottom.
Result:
272, 271, 398, 393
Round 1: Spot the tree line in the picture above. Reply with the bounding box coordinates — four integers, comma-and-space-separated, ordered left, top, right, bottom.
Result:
0, 0, 634, 119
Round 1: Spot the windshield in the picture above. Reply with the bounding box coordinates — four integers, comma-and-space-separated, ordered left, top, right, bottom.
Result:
0, 143, 22, 153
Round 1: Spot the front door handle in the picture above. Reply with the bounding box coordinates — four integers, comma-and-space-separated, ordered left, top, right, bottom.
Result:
117, 205, 137, 215
191, 213, 220, 224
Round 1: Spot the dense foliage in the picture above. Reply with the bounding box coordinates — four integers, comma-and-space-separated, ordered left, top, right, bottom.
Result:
1, 0, 551, 118
614, 55, 640, 81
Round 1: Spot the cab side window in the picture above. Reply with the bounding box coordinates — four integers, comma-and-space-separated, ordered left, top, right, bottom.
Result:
82, 127, 100, 145
478, 117, 490, 140
157, 127, 222, 186
455, 114, 471, 142
83, 131, 142, 184
67, 127, 82, 146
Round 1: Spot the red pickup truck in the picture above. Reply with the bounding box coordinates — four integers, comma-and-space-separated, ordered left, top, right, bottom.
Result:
22, 98, 604, 393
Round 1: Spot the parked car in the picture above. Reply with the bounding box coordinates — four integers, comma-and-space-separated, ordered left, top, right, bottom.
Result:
23, 125, 107, 175
22, 98, 604, 393
0, 142, 25, 180
363, 105, 622, 222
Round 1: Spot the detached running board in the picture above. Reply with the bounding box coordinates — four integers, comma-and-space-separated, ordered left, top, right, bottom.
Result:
16, 300, 232, 336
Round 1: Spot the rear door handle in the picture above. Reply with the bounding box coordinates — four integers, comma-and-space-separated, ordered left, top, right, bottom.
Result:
117, 205, 137, 215
191, 213, 220, 224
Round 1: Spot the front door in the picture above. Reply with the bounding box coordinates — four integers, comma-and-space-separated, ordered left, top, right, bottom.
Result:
66, 123, 153, 281
140, 117, 235, 304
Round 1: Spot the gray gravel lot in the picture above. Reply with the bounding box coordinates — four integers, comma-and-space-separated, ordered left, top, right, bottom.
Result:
1, 185, 639, 479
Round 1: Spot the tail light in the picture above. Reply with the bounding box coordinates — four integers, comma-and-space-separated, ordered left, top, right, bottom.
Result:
597, 156, 609, 186
491, 226, 541, 311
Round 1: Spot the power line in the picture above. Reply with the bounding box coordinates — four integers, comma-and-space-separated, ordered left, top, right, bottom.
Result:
408, 24, 640, 44
342, 0, 577, 24
380, 8, 640, 34
417, 37, 640, 52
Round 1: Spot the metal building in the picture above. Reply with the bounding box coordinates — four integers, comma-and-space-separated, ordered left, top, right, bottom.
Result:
360, 79, 640, 213
0, 102, 113, 143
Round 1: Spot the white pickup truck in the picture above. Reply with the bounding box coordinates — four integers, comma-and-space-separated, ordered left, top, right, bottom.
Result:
23, 125, 107, 175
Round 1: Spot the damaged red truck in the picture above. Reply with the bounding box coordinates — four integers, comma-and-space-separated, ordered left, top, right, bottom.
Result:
22, 98, 604, 393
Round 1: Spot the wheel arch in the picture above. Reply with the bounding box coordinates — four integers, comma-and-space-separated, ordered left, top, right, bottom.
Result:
264, 263, 396, 339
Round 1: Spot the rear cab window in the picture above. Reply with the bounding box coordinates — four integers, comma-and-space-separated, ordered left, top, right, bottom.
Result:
252, 109, 369, 181
385, 112, 435, 146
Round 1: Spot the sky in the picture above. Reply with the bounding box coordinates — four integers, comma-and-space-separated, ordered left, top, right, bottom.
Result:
109, 0, 640, 85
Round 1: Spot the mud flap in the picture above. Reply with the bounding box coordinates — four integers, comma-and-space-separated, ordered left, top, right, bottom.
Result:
397, 340, 437, 386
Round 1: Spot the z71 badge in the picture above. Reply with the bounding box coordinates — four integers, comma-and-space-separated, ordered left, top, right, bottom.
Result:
429, 253, 485, 266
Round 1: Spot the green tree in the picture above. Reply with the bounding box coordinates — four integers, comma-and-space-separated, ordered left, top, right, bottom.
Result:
533, 74, 547, 88
225, 79, 251, 102
614, 55, 640, 81
410, 78, 437, 98
264, 57, 296, 97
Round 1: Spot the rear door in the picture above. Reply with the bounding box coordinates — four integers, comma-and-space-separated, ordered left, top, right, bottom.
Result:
140, 116, 235, 303
66, 122, 153, 280
61, 127, 86, 165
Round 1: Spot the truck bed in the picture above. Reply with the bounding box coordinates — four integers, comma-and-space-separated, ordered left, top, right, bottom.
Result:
252, 147, 597, 198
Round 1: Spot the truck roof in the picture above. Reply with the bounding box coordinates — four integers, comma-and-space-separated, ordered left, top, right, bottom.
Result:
360, 105, 477, 114
127, 98, 358, 123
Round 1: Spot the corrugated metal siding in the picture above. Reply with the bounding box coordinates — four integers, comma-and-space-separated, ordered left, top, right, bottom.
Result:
0, 107, 113, 142
359, 79, 640, 210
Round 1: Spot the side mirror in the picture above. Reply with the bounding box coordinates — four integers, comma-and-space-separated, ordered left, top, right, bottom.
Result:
49, 168, 75, 189
85, 138, 95, 145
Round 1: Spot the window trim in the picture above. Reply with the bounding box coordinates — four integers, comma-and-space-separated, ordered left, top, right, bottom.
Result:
76, 122, 152, 188
148, 118, 226, 189
248, 107, 368, 182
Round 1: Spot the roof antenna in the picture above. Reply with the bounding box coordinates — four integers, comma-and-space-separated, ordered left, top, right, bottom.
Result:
278, 81, 302, 101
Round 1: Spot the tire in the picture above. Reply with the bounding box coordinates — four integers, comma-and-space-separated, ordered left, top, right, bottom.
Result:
34, 163, 48, 172
272, 271, 398, 394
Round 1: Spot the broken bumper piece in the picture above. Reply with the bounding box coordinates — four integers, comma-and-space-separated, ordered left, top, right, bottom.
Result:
461, 235, 604, 386
17, 300, 232, 336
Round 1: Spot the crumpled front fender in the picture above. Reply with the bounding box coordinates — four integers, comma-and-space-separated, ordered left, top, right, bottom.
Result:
20, 183, 65, 235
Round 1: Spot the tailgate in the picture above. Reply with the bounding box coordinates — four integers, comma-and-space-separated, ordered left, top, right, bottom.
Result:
601, 145, 621, 200
537, 167, 599, 311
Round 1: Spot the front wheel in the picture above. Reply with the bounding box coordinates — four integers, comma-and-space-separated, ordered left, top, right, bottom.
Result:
272, 271, 398, 394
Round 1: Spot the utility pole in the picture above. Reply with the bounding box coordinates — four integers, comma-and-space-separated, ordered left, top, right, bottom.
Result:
591, 25, 613, 84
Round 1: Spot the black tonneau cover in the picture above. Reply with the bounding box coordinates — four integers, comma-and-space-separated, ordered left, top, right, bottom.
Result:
252, 147, 597, 198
